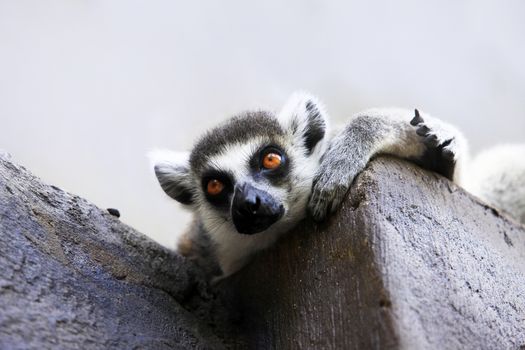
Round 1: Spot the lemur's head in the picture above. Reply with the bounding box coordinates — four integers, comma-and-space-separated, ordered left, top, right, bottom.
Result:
151, 93, 329, 237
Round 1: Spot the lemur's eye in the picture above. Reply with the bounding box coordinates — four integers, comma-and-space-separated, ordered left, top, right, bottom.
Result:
206, 179, 224, 196
262, 152, 282, 170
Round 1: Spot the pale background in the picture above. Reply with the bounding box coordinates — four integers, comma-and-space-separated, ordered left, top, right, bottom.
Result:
1, 1, 524, 248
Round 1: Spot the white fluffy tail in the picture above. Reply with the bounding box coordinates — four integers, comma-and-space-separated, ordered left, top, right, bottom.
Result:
463, 144, 525, 224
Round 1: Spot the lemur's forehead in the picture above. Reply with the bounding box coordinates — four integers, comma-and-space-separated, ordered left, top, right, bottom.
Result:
206, 141, 260, 180
189, 111, 284, 173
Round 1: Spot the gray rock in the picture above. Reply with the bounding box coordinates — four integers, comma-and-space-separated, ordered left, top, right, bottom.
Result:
0, 154, 224, 350
0, 150, 11, 160
218, 156, 525, 349
2, 152, 524, 350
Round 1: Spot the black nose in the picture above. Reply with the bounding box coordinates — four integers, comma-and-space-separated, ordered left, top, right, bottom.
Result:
231, 183, 284, 235
245, 193, 261, 213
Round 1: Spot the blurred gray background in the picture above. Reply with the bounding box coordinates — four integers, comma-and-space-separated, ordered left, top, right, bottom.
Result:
1, 1, 524, 247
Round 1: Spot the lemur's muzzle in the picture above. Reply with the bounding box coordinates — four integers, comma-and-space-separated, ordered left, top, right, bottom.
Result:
231, 183, 284, 235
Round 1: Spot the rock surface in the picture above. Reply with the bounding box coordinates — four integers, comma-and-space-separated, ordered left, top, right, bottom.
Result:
0, 154, 223, 350
218, 157, 525, 349
1, 153, 524, 349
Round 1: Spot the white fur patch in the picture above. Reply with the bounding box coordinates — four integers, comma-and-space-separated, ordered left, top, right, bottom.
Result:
148, 149, 190, 172
206, 140, 260, 180
464, 144, 525, 223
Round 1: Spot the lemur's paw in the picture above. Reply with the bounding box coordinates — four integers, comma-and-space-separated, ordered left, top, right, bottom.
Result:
410, 109, 458, 180
308, 172, 352, 222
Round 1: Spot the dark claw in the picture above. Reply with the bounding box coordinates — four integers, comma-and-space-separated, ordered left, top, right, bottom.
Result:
442, 148, 455, 160
441, 138, 453, 147
416, 125, 430, 136
411, 109, 424, 126
424, 134, 439, 147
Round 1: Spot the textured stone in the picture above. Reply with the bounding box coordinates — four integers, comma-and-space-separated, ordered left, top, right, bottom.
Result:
219, 157, 525, 349
0, 154, 224, 350
2, 153, 525, 350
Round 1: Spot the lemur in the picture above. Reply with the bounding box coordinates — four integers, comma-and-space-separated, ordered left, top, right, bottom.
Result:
150, 93, 525, 280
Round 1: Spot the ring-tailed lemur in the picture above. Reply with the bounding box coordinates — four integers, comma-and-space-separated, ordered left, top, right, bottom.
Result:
150, 93, 525, 280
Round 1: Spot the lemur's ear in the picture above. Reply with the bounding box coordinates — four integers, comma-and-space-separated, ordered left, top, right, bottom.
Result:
149, 150, 195, 206
278, 92, 329, 155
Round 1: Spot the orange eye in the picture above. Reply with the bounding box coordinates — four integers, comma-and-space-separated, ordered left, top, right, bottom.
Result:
262, 152, 282, 170
207, 179, 224, 195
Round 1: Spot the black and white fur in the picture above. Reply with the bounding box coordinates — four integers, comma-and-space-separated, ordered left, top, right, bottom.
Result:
151, 92, 525, 280
151, 94, 329, 278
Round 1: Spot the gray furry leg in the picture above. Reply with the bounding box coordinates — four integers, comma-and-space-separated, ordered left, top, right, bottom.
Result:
308, 112, 411, 222
308, 108, 467, 222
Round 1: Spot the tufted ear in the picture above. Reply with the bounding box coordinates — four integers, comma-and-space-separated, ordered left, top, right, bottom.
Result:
149, 149, 195, 206
277, 92, 330, 155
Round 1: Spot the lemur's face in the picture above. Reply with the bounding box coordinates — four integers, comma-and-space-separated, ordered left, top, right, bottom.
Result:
151, 93, 329, 237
